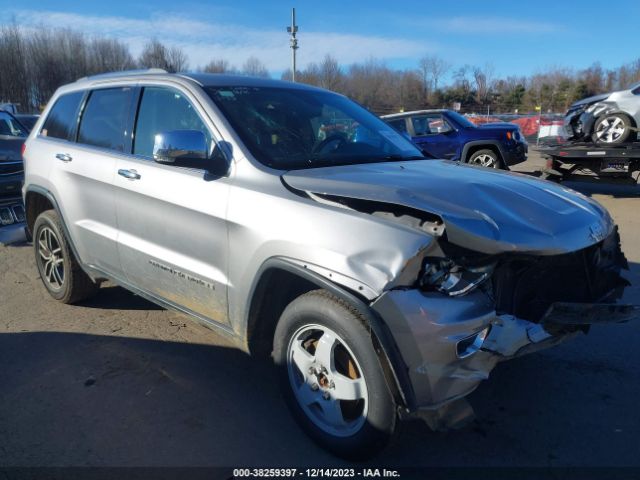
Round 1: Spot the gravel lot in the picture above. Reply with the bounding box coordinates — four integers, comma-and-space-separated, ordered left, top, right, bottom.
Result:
1, 151, 639, 467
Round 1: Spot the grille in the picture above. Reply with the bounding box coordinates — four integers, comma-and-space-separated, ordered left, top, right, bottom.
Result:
491, 229, 628, 322
0, 161, 23, 176
0, 202, 25, 226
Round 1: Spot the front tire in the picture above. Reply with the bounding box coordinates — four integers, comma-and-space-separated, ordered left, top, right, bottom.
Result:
273, 290, 396, 459
468, 149, 500, 168
592, 114, 632, 145
33, 210, 98, 304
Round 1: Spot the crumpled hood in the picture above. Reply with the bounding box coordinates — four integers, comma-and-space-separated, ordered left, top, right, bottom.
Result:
570, 92, 610, 109
282, 160, 614, 255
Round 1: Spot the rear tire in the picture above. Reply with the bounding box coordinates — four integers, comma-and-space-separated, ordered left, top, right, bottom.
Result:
273, 290, 396, 459
33, 210, 98, 304
468, 149, 500, 168
592, 114, 632, 145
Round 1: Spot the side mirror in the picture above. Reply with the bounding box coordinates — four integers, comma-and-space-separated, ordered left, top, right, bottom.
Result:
153, 130, 208, 165
435, 124, 453, 134
153, 130, 229, 176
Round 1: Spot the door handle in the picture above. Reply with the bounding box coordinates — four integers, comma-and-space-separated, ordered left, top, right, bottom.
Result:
55, 153, 72, 162
118, 169, 141, 180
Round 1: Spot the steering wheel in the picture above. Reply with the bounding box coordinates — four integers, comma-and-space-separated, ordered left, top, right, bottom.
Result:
312, 134, 348, 155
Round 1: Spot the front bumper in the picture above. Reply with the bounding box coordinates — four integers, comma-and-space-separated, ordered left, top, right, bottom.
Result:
372, 288, 637, 411
503, 141, 528, 166
564, 109, 596, 140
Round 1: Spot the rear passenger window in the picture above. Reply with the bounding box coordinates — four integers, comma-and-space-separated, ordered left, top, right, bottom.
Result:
78, 87, 133, 152
41, 91, 84, 140
387, 119, 407, 133
133, 87, 211, 158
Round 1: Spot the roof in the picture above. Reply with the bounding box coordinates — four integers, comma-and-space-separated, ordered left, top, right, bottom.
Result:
381, 109, 449, 119
74, 69, 323, 91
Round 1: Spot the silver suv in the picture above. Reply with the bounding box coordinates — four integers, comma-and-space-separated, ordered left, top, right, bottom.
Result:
23, 70, 633, 458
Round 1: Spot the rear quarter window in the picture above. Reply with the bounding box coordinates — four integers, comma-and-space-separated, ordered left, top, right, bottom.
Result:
41, 91, 84, 140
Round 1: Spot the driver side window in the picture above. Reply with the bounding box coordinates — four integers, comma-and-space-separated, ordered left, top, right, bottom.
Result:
412, 114, 451, 135
133, 87, 212, 159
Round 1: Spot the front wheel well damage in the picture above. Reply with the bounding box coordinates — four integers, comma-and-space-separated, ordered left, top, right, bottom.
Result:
247, 268, 319, 358
245, 264, 413, 408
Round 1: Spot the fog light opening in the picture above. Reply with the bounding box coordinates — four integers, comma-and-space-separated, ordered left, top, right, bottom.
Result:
456, 326, 490, 359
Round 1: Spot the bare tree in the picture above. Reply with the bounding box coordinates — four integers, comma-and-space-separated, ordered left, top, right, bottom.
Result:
203, 59, 233, 73
422, 56, 451, 93
242, 56, 270, 78
87, 38, 135, 74
318, 55, 342, 91
417, 56, 432, 103
167, 46, 188, 72
138, 39, 188, 73
138, 39, 168, 70
0, 24, 29, 109
473, 63, 494, 104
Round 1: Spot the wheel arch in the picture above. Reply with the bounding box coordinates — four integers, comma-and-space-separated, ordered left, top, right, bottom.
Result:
24, 185, 97, 281
461, 141, 505, 166
245, 257, 416, 410
25, 187, 55, 235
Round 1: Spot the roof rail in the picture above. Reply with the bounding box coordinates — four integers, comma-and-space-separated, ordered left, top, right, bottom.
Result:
76, 68, 168, 82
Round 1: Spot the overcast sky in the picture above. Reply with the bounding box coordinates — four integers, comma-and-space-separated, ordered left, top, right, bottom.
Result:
1, 0, 638, 79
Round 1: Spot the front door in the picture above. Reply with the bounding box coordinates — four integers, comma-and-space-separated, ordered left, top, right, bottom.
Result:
410, 113, 458, 160
114, 86, 230, 325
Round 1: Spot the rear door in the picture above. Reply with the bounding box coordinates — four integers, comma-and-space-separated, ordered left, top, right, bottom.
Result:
409, 113, 458, 159
44, 87, 134, 274
114, 85, 230, 325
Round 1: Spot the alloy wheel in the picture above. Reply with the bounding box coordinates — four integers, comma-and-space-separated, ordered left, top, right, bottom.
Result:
37, 226, 65, 290
287, 324, 369, 437
471, 153, 498, 168
595, 116, 627, 143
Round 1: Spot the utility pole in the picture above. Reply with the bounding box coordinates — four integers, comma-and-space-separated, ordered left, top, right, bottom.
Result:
286, 8, 299, 82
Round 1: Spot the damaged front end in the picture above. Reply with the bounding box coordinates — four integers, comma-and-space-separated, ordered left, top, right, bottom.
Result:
282, 160, 637, 428
373, 227, 634, 429
564, 93, 610, 140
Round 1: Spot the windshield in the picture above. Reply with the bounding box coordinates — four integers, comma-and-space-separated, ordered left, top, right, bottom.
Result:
446, 111, 476, 129
206, 86, 424, 170
0, 112, 28, 137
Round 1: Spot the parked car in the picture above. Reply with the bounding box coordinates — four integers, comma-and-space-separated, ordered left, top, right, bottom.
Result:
0, 110, 27, 243
382, 109, 527, 169
15, 114, 40, 133
564, 82, 640, 145
23, 71, 633, 458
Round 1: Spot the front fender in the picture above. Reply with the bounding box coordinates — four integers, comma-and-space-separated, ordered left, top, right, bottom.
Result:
246, 256, 418, 409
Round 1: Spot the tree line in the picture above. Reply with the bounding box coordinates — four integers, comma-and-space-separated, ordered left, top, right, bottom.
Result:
1, 23, 639, 115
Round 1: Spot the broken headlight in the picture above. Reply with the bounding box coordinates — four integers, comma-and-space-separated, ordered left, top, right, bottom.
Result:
421, 260, 494, 296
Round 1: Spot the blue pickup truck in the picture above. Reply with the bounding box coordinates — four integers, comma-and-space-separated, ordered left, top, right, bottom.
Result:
382, 109, 527, 169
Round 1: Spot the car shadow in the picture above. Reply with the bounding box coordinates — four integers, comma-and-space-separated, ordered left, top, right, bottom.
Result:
78, 285, 164, 311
